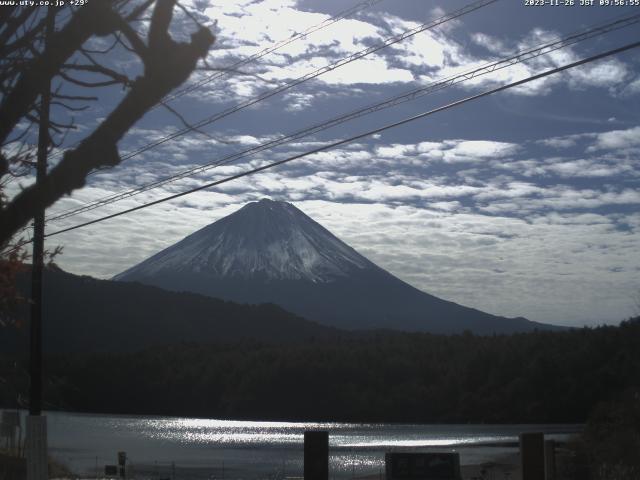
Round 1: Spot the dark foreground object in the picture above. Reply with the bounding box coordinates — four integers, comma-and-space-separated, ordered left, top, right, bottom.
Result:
520, 432, 544, 480
304, 431, 329, 480
0, 453, 26, 480
7, 267, 337, 354
385, 452, 461, 480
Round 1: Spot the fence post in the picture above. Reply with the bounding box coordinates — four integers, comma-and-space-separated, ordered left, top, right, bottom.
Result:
520, 432, 544, 480
544, 439, 556, 480
304, 431, 329, 480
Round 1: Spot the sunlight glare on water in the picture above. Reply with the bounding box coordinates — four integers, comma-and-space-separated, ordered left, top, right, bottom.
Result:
132, 417, 516, 449
138, 417, 352, 445
40, 411, 581, 478
338, 435, 513, 448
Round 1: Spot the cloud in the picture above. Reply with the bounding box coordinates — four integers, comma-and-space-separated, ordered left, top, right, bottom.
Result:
200, 1, 420, 90
297, 201, 640, 327
283, 92, 316, 112
568, 59, 629, 90
375, 140, 520, 165
454, 28, 635, 97
442, 140, 519, 163
589, 126, 640, 151
471, 32, 508, 55
626, 76, 640, 95
544, 159, 633, 178
50, 181, 639, 326
538, 135, 582, 149
22, 0, 638, 329
42, 119, 640, 329
473, 181, 544, 201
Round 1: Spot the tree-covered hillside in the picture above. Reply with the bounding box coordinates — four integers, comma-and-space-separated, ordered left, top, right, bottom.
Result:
3, 268, 338, 354
2, 318, 638, 423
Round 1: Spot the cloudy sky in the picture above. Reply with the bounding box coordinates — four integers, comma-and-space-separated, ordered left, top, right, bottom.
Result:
8, 0, 640, 327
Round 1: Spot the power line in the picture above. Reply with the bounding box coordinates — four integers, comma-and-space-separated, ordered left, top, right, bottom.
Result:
161, 0, 386, 105
46, 0, 499, 221
110, 0, 499, 163
43, 39, 640, 239
43, 0, 498, 225
48, 0, 387, 160
45, 11, 640, 223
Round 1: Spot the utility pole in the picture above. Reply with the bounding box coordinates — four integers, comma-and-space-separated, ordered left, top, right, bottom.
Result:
26, 6, 54, 480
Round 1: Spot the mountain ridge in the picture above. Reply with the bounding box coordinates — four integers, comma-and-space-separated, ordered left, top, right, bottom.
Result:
5, 266, 339, 354
115, 199, 373, 283
115, 199, 559, 334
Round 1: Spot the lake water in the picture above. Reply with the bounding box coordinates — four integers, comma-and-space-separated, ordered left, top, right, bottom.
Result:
14, 411, 581, 479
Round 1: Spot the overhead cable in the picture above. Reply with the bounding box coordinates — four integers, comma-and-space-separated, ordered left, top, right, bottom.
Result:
114, 0, 499, 162
162, 0, 386, 105
47, 0, 500, 221
48, 0, 387, 160
43, 39, 640, 239
45, 11, 640, 223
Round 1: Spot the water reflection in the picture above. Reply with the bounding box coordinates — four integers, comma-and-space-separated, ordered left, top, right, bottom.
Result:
39, 411, 580, 478
132, 417, 518, 449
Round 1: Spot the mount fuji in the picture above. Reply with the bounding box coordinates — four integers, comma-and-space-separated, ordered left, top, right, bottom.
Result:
114, 199, 553, 334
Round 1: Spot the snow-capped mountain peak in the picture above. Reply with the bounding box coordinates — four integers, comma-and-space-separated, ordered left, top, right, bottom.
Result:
114, 199, 373, 283
114, 199, 551, 334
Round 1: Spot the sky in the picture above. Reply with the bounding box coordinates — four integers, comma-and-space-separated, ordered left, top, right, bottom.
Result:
6, 0, 640, 327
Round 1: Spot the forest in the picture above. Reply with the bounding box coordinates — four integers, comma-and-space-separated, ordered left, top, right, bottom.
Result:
1, 317, 639, 424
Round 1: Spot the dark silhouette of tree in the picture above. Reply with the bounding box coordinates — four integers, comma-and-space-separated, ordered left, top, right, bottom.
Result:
0, 0, 215, 245
2, 313, 637, 423
0, 187, 29, 327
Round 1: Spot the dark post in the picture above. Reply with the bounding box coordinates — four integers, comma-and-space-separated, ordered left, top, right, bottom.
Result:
118, 451, 127, 479
26, 8, 54, 480
29, 5, 54, 418
544, 439, 556, 480
304, 431, 329, 480
520, 432, 545, 480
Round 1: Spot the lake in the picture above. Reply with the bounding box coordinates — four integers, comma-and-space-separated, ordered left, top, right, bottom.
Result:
15, 411, 581, 479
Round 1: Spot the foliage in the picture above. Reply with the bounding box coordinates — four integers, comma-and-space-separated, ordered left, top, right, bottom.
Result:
0, 252, 28, 328
0, 188, 29, 328
575, 387, 640, 479
0, 0, 215, 329
0, 267, 337, 355
0, 0, 215, 245
2, 317, 638, 424
0, 187, 62, 328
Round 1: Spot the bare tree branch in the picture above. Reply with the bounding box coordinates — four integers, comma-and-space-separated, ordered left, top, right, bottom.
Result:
113, 17, 148, 59
158, 100, 228, 143
0, 8, 40, 50
51, 93, 99, 102
0, 0, 215, 244
0, 0, 122, 145
61, 63, 131, 86
57, 70, 125, 89
176, 1, 203, 27
50, 101, 90, 113
80, 34, 120, 55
